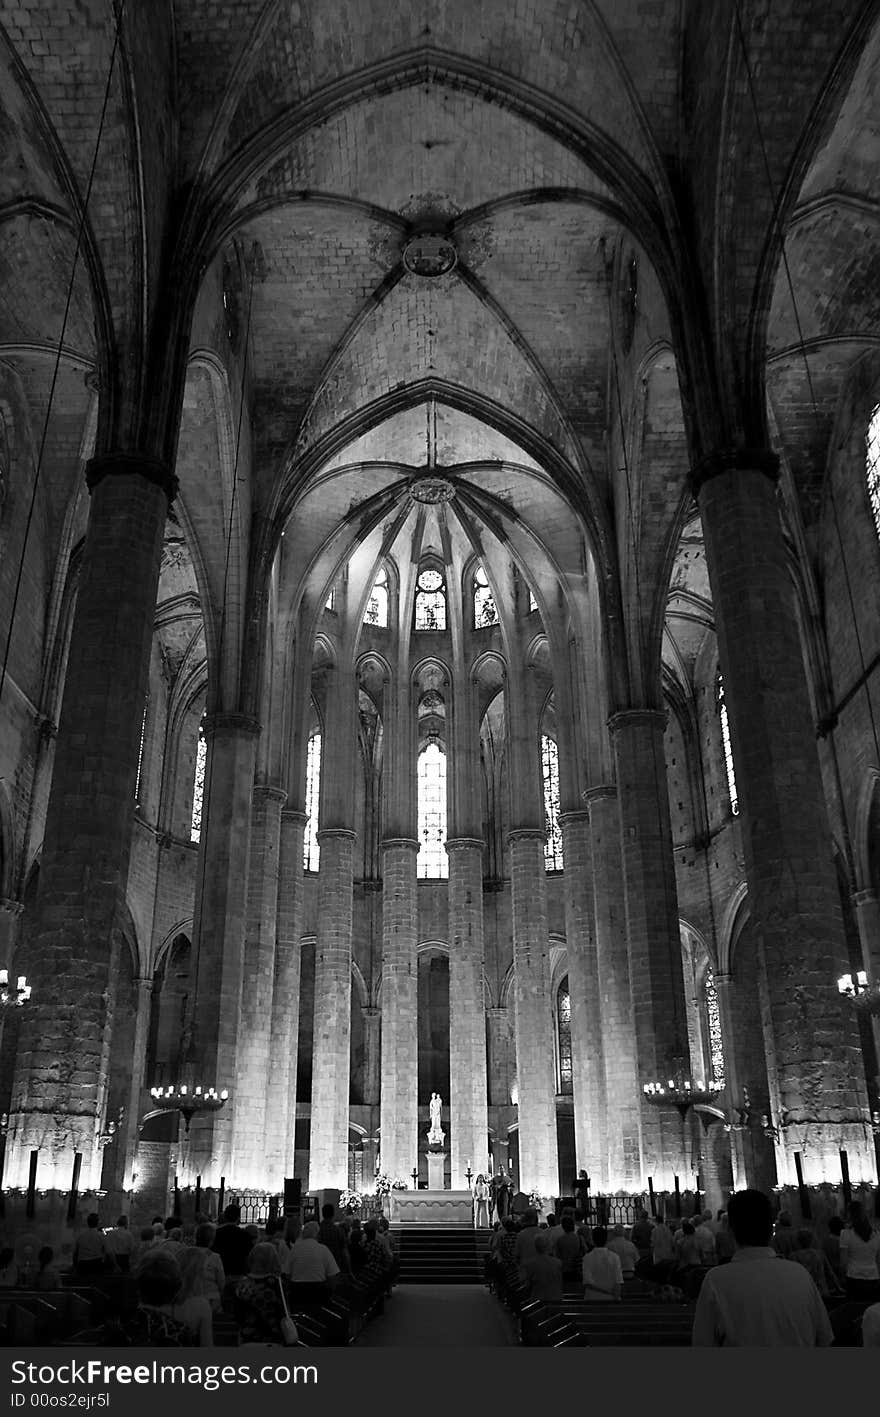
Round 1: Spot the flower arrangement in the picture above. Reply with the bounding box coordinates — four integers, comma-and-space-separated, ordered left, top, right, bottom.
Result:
390, 1178, 409, 1191
528, 1188, 544, 1214
374, 1173, 391, 1196
340, 1189, 363, 1212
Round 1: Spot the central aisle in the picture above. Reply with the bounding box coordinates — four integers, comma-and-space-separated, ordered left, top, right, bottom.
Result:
355, 1284, 519, 1347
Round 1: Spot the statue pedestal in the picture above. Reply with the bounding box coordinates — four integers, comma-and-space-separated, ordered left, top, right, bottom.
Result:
426, 1150, 446, 1191
390, 1189, 473, 1226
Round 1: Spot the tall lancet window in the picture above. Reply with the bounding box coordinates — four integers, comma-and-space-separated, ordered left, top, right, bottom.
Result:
303, 729, 322, 872
190, 712, 207, 842
364, 566, 388, 627
414, 567, 446, 630
417, 742, 448, 878
717, 672, 738, 816
868, 402, 880, 542
134, 695, 148, 804
704, 965, 725, 1087
541, 734, 563, 871
556, 978, 573, 1095
473, 564, 498, 627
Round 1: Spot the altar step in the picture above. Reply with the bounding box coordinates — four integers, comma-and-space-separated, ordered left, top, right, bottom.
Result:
392, 1226, 492, 1285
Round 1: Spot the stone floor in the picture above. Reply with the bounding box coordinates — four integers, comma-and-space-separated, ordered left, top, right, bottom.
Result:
355, 1284, 518, 1347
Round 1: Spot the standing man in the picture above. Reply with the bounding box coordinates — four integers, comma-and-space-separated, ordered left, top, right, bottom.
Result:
692, 1190, 833, 1346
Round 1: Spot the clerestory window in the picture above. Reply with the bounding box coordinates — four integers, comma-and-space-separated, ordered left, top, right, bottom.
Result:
414, 567, 446, 631
704, 964, 725, 1088
417, 742, 448, 878
542, 734, 563, 871
867, 402, 880, 543
556, 978, 573, 1095
717, 671, 738, 817
473, 564, 499, 628
190, 712, 207, 842
303, 729, 322, 871
364, 566, 388, 627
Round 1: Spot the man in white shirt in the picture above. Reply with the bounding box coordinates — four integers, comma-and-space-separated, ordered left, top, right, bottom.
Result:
692, 1189, 833, 1347
581, 1226, 623, 1300
284, 1220, 340, 1304
104, 1216, 135, 1273
606, 1224, 639, 1279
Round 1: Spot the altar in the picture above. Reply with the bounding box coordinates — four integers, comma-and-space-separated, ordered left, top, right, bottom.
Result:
389, 1189, 474, 1226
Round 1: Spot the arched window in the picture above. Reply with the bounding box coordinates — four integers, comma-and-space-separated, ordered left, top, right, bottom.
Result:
190, 712, 207, 842
325, 588, 335, 611
541, 734, 563, 870
556, 977, 573, 1095
704, 965, 725, 1087
364, 566, 388, 627
414, 567, 446, 630
417, 742, 447, 878
716, 672, 738, 816
134, 694, 149, 805
528, 587, 538, 614
473, 564, 498, 627
303, 730, 322, 871
867, 402, 880, 542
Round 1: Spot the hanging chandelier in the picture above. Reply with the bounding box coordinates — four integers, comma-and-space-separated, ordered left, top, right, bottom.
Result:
643, 1058, 723, 1119
0, 970, 31, 1007
149, 1084, 229, 1134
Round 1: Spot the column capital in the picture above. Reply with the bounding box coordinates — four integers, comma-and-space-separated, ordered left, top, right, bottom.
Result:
133, 975, 154, 992
316, 828, 357, 844
582, 783, 616, 807
486, 1006, 509, 1020
252, 784, 288, 806
381, 836, 420, 853
86, 451, 178, 504
852, 888, 878, 907
506, 827, 545, 846
690, 446, 780, 498
445, 836, 485, 853
558, 810, 590, 828
607, 708, 667, 735
281, 808, 308, 826
0, 898, 24, 917
203, 711, 261, 739
362, 1006, 380, 1020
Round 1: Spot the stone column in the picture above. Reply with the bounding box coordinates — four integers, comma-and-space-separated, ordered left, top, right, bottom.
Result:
379, 838, 419, 1184
232, 784, 286, 1187
712, 971, 749, 1190
185, 712, 260, 1185
608, 711, 690, 1185
508, 828, 559, 1197
559, 810, 606, 1184
447, 836, 490, 1185
584, 786, 643, 1192
7, 454, 172, 1191
264, 809, 306, 1181
695, 449, 873, 1181
121, 976, 154, 1201
362, 1006, 381, 1107
309, 828, 356, 1190
486, 1006, 514, 1107
0, 899, 23, 970
853, 889, 880, 1093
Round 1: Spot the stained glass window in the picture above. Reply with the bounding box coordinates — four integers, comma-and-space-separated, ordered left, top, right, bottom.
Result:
134, 696, 148, 804
414, 567, 446, 630
528, 588, 538, 613
190, 713, 206, 842
705, 965, 725, 1087
556, 978, 573, 1094
417, 742, 447, 878
325, 588, 335, 611
867, 402, 880, 542
474, 564, 498, 627
365, 566, 388, 627
303, 730, 321, 871
542, 734, 563, 871
717, 672, 738, 816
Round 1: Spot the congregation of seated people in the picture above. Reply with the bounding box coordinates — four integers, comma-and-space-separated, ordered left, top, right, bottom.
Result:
484, 1192, 880, 1346
0, 1201, 397, 1349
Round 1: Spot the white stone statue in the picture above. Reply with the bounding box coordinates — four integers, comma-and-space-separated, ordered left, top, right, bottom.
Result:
427, 1091, 444, 1144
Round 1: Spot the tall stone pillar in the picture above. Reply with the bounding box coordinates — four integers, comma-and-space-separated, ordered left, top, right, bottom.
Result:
584, 786, 643, 1191
264, 809, 306, 1181
712, 971, 749, 1189
362, 1006, 381, 1107
486, 1006, 514, 1108
852, 889, 880, 1093
121, 976, 154, 1200
309, 828, 356, 1190
232, 784, 286, 1187
559, 810, 606, 1183
695, 450, 873, 1181
185, 712, 260, 1185
379, 838, 419, 1184
7, 454, 172, 1191
0, 899, 23, 972
447, 837, 490, 1185
508, 829, 559, 1197
608, 711, 689, 1184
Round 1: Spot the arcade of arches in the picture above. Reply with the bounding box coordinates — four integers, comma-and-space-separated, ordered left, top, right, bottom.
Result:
0, 2, 879, 1219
